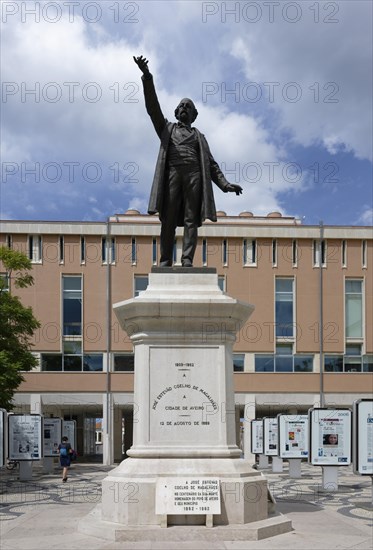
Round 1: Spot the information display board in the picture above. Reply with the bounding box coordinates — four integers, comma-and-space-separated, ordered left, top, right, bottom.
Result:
63, 420, 76, 450
0, 409, 7, 467
250, 419, 263, 454
353, 399, 373, 475
156, 477, 221, 515
43, 418, 62, 457
278, 414, 309, 459
309, 408, 351, 466
263, 417, 278, 456
8, 414, 43, 461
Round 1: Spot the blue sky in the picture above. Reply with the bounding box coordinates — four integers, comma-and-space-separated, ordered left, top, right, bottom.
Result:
1, 0, 372, 226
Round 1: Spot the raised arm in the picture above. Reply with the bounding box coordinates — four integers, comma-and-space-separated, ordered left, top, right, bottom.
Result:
133, 55, 166, 139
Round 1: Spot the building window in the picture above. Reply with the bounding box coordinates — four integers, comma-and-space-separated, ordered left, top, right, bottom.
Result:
275, 343, 293, 372
6, 235, 12, 248
363, 355, 373, 372
152, 238, 157, 265
362, 240, 367, 268
80, 236, 86, 263
233, 353, 245, 372
132, 237, 137, 264
202, 239, 207, 266
41, 352, 102, 372
344, 344, 362, 372
243, 239, 256, 266
28, 235, 42, 263
255, 352, 313, 372
275, 278, 294, 338
102, 237, 116, 264
63, 340, 82, 371
114, 354, 134, 372
63, 275, 82, 336
342, 240, 347, 267
222, 239, 228, 265
345, 279, 363, 338
292, 240, 298, 267
272, 239, 277, 267
218, 275, 225, 292
0, 273, 10, 292
324, 355, 343, 372
313, 239, 326, 267
134, 275, 148, 297
59, 236, 64, 263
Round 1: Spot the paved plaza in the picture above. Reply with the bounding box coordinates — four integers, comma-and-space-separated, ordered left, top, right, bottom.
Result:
0, 461, 372, 549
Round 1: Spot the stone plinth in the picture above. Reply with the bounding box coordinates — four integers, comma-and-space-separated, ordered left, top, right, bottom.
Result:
95, 269, 287, 532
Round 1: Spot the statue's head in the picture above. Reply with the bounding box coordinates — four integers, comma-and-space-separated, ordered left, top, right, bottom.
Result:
174, 98, 198, 124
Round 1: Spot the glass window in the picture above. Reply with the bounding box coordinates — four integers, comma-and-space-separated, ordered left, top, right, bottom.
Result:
342, 240, 347, 267
223, 239, 227, 265
0, 273, 9, 292
292, 240, 297, 267
233, 354, 245, 372
132, 238, 137, 264
345, 279, 363, 338
255, 355, 274, 372
275, 278, 294, 337
152, 238, 157, 265
202, 239, 207, 265
324, 355, 343, 372
275, 344, 293, 372
243, 239, 256, 266
218, 276, 225, 292
114, 354, 134, 371
28, 235, 42, 262
41, 354, 62, 371
313, 240, 326, 267
134, 276, 148, 297
102, 237, 116, 264
83, 354, 103, 371
63, 276, 82, 336
64, 355, 82, 371
362, 240, 367, 268
80, 236, 86, 263
344, 344, 362, 372
363, 355, 373, 372
59, 236, 64, 263
272, 239, 277, 266
294, 355, 313, 372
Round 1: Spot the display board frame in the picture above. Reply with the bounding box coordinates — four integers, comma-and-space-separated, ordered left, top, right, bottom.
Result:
309, 408, 352, 466
263, 417, 278, 456
0, 409, 7, 468
353, 399, 373, 476
8, 414, 43, 461
43, 418, 62, 457
62, 420, 77, 451
250, 419, 263, 454
277, 414, 309, 459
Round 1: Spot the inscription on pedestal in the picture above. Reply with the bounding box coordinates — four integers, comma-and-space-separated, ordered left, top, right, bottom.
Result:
156, 478, 221, 515
149, 347, 221, 444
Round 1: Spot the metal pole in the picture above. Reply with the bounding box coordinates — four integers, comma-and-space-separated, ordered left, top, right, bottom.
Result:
105, 217, 112, 464
319, 221, 325, 407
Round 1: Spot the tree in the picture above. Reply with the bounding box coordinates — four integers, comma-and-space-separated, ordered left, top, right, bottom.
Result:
0, 247, 40, 410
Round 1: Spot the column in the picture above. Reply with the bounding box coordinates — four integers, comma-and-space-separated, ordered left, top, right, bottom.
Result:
102, 393, 114, 465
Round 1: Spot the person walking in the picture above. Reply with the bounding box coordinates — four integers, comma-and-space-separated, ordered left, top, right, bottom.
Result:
58, 436, 72, 483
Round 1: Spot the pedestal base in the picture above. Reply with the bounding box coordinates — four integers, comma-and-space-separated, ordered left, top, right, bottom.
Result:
100, 457, 269, 527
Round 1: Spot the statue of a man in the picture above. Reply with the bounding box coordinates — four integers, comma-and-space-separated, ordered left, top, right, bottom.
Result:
134, 55, 243, 267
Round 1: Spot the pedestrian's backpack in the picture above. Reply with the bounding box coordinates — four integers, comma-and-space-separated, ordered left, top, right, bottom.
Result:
60, 445, 68, 457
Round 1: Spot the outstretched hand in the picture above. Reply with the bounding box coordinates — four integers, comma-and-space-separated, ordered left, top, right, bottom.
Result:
133, 55, 150, 75
226, 183, 243, 196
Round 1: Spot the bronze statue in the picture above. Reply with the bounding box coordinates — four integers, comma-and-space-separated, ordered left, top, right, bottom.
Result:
134, 55, 243, 267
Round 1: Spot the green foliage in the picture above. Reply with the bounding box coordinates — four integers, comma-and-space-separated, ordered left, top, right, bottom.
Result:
0, 247, 40, 410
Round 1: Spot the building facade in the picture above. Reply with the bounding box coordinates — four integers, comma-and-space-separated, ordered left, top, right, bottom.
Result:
1, 210, 372, 464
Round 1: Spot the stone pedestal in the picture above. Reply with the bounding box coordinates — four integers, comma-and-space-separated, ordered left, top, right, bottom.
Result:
93, 269, 290, 537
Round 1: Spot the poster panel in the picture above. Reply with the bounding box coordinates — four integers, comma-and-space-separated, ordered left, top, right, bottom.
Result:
43, 418, 62, 457
278, 414, 309, 459
309, 408, 351, 466
62, 420, 76, 450
353, 399, 373, 475
263, 417, 278, 456
8, 414, 43, 461
250, 419, 263, 454
0, 410, 7, 467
